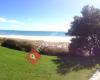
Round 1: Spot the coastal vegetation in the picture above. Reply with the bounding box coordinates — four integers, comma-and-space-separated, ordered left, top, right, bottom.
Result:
0, 37, 69, 56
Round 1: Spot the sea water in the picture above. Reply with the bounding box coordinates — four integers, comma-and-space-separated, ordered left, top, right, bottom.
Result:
0, 30, 67, 36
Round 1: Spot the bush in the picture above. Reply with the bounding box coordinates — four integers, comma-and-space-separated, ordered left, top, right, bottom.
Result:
38, 42, 69, 56
1, 39, 32, 52
0, 38, 69, 56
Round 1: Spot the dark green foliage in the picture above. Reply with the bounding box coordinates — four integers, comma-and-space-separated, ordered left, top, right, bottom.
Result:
1, 39, 31, 52
1, 39, 21, 50
68, 5, 100, 56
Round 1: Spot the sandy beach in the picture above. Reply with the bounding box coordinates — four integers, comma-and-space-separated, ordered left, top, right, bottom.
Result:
0, 35, 72, 43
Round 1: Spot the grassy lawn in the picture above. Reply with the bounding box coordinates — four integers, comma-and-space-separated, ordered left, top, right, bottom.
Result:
0, 46, 99, 80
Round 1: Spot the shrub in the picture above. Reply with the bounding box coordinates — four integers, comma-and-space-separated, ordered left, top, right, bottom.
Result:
1, 38, 69, 56
1, 39, 32, 52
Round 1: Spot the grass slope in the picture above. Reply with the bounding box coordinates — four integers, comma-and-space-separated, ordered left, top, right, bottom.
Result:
0, 46, 99, 80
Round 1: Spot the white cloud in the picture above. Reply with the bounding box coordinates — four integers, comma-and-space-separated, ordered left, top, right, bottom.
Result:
0, 17, 17, 23
0, 17, 70, 31
31, 23, 70, 31
0, 18, 7, 22
9, 22, 70, 31
7, 20, 17, 23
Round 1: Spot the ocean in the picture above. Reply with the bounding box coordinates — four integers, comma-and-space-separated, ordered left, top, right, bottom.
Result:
0, 30, 67, 36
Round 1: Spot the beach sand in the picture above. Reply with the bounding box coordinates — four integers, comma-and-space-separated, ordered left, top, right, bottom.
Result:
0, 35, 71, 42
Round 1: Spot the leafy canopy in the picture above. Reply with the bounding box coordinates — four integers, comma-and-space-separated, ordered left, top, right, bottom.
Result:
69, 5, 100, 37
68, 5, 100, 56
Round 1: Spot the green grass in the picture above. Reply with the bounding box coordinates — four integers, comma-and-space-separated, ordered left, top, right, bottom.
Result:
0, 46, 99, 80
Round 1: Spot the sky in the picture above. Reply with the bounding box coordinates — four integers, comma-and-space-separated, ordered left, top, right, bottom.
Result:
0, 0, 99, 31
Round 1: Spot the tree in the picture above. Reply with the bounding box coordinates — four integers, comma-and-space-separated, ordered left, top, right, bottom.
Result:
68, 5, 100, 56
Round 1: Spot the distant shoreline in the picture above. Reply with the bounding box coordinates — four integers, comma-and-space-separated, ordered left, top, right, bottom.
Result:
0, 35, 72, 42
